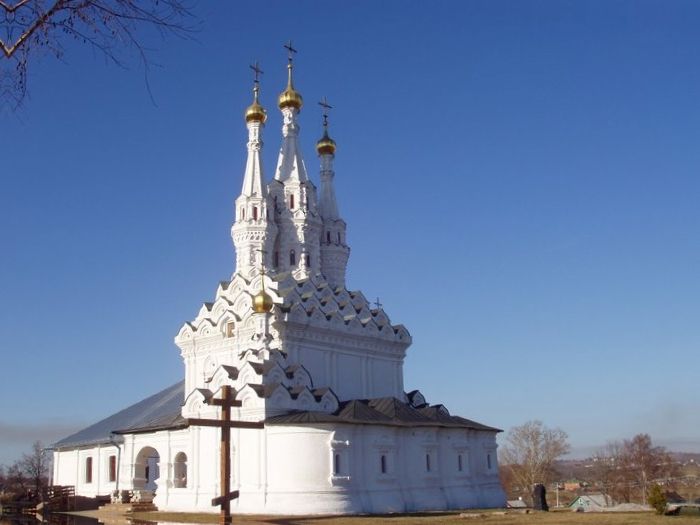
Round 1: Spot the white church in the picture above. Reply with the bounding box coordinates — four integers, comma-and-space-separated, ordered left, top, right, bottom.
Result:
52, 53, 506, 515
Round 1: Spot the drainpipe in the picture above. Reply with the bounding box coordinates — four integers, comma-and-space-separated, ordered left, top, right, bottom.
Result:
109, 434, 123, 493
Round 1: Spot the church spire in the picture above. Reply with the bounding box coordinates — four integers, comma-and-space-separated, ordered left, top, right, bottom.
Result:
317, 97, 339, 219
268, 43, 322, 281
240, 62, 266, 197
232, 63, 278, 279
316, 98, 350, 288
274, 41, 309, 184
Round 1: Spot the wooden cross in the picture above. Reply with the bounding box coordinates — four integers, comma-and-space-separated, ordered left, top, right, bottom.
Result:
249, 61, 263, 84
187, 385, 264, 525
283, 40, 297, 62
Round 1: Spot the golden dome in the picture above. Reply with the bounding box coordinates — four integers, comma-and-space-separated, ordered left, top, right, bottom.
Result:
278, 64, 303, 110
253, 289, 274, 313
245, 85, 266, 123
316, 128, 336, 156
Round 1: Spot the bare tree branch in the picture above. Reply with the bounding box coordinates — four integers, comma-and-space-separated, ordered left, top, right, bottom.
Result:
0, 0, 195, 108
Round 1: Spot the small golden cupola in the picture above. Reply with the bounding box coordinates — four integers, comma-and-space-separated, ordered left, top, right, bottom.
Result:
245, 62, 267, 123
316, 98, 336, 156
278, 41, 303, 110
253, 288, 274, 313
252, 258, 274, 314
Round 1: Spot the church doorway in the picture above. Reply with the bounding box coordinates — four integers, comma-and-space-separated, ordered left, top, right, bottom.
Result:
134, 446, 160, 491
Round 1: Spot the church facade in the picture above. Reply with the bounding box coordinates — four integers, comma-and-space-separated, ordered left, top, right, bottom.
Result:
52, 55, 506, 515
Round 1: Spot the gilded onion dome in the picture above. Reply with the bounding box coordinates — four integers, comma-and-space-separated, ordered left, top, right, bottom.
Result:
253, 289, 274, 313
278, 63, 303, 110
245, 84, 266, 123
316, 127, 336, 156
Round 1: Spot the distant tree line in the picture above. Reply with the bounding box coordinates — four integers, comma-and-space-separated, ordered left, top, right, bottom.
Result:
497, 421, 687, 509
589, 433, 679, 505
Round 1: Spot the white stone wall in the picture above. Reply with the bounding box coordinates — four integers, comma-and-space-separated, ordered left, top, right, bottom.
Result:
56, 423, 505, 514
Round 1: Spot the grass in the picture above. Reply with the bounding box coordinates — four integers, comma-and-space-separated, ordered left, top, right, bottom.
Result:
129, 508, 700, 525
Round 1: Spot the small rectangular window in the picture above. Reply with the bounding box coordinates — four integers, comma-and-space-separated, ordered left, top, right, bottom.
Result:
458, 454, 463, 472
109, 455, 117, 482
487, 453, 492, 470
380, 454, 387, 474
426, 454, 431, 472
333, 453, 340, 475
85, 457, 93, 483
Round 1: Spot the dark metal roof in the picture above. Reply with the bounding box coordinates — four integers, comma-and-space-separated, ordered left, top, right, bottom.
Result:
54, 383, 499, 451
267, 397, 501, 432
53, 381, 185, 449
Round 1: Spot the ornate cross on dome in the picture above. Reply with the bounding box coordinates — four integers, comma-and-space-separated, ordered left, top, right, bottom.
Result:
319, 96, 332, 126
373, 297, 383, 309
283, 40, 297, 62
249, 61, 263, 84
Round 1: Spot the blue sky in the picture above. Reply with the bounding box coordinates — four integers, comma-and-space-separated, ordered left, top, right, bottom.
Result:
2, 0, 699, 466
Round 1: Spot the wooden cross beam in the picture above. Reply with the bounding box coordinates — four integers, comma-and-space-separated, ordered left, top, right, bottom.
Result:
186, 385, 264, 525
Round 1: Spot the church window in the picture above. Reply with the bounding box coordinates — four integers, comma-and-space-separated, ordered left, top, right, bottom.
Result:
174, 452, 188, 488
290, 250, 296, 266
241, 208, 245, 220
333, 453, 341, 475
487, 453, 492, 470
326, 231, 331, 243
85, 457, 93, 483
306, 254, 311, 267
380, 455, 387, 474
457, 454, 463, 472
108, 455, 117, 482
274, 251, 279, 267
226, 321, 235, 338
253, 206, 258, 220
426, 454, 431, 472
337, 232, 341, 244
289, 194, 295, 209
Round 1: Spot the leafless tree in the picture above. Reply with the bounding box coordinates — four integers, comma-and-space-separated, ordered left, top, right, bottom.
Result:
1, 0, 194, 108
590, 441, 623, 505
500, 420, 570, 502
590, 434, 678, 504
18, 440, 49, 496
619, 434, 675, 503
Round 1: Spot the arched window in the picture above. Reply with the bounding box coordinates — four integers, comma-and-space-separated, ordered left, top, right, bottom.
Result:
337, 232, 341, 244
290, 250, 296, 266
333, 454, 340, 475
174, 452, 188, 488
458, 454, 463, 472
380, 454, 387, 474
85, 457, 93, 483
289, 194, 295, 209
253, 206, 258, 220
240, 207, 245, 220
326, 231, 331, 243
306, 254, 311, 267
426, 454, 431, 472
487, 453, 492, 470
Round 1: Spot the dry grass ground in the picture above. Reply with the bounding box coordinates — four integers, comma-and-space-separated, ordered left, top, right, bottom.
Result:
129, 508, 700, 525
